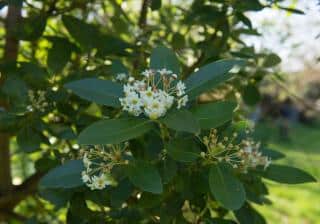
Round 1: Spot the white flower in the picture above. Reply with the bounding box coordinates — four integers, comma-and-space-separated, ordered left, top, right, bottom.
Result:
177, 95, 188, 109
141, 69, 154, 78
116, 73, 127, 82
158, 68, 173, 76
92, 175, 108, 190
176, 81, 186, 97
81, 171, 90, 183
83, 154, 91, 167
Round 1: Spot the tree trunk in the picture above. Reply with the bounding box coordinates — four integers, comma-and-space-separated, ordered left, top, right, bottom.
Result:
0, 2, 22, 196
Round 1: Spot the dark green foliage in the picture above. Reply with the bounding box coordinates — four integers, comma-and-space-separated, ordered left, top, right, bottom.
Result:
209, 163, 246, 210
78, 118, 154, 144
0, 0, 316, 223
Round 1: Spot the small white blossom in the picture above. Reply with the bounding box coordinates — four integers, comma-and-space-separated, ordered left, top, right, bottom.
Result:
158, 68, 173, 76
176, 81, 186, 97
141, 69, 154, 78
115, 73, 127, 82
177, 95, 188, 109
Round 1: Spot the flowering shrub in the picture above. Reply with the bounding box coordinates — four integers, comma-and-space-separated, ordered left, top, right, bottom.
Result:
38, 46, 316, 223
0, 0, 317, 223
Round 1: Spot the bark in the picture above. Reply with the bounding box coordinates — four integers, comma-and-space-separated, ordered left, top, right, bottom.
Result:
0, 0, 22, 200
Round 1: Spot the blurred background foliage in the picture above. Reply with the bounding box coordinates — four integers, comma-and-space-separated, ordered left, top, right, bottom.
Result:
0, 0, 319, 223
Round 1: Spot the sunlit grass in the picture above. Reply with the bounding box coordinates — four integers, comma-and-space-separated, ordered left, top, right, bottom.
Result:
256, 122, 320, 224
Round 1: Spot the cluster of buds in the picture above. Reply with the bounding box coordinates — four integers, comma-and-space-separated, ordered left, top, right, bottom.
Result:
27, 90, 48, 112
119, 68, 189, 120
200, 129, 271, 173
80, 143, 129, 190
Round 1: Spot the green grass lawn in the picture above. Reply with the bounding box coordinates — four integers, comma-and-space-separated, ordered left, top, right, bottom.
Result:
255, 122, 320, 224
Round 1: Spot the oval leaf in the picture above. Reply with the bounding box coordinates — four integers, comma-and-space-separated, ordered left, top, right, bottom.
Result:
65, 78, 123, 107
191, 101, 237, 129
209, 163, 246, 210
39, 160, 84, 189
185, 59, 245, 99
262, 164, 316, 184
78, 118, 153, 145
162, 110, 200, 134
150, 46, 180, 75
127, 161, 163, 194
166, 138, 200, 163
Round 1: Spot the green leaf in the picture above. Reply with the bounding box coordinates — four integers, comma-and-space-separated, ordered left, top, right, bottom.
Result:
65, 78, 123, 107
14, 14, 47, 40
242, 85, 261, 106
209, 163, 246, 210
39, 188, 73, 208
234, 203, 266, 224
166, 137, 200, 163
39, 160, 84, 189
62, 15, 99, 50
191, 101, 236, 129
150, 0, 161, 10
260, 148, 285, 160
111, 59, 128, 74
0, 111, 21, 132
20, 62, 49, 88
2, 77, 28, 109
62, 15, 131, 55
261, 164, 316, 184
185, 59, 245, 99
47, 37, 76, 73
127, 161, 163, 194
78, 118, 153, 145
150, 46, 180, 75
17, 126, 42, 153
263, 53, 281, 67
278, 6, 304, 15
162, 110, 200, 134
110, 179, 133, 207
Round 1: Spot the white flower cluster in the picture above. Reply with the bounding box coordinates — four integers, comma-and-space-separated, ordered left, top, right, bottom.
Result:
201, 129, 271, 173
237, 140, 272, 172
27, 90, 48, 112
119, 68, 188, 120
81, 144, 129, 190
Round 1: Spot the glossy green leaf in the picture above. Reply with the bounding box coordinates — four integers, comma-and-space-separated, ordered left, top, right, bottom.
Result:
17, 126, 42, 153
47, 37, 76, 73
162, 109, 200, 134
234, 203, 266, 224
150, 46, 180, 75
39, 160, 84, 189
191, 101, 236, 129
262, 164, 316, 184
65, 78, 123, 107
127, 161, 163, 194
209, 163, 246, 210
166, 138, 200, 163
78, 118, 153, 145
62, 15, 99, 50
260, 148, 285, 160
185, 59, 245, 98
62, 15, 131, 55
